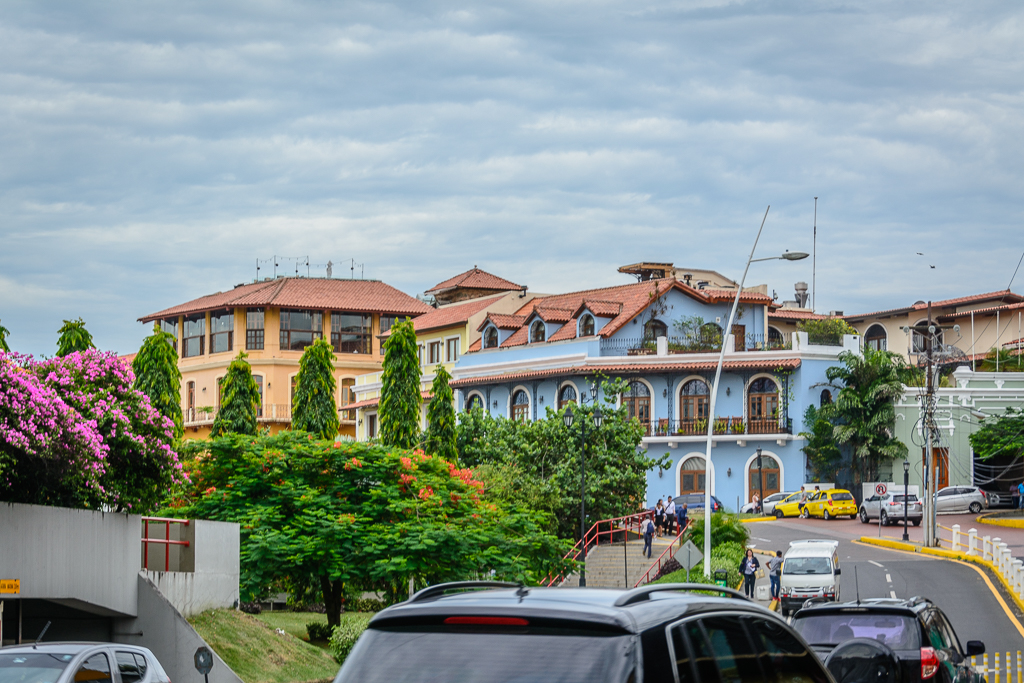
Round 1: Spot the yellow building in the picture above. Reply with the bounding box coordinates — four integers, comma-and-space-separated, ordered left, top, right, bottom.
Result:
350, 267, 536, 440
140, 276, 430, 438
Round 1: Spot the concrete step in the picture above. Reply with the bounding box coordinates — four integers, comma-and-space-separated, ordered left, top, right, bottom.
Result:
559, 538, 675, 588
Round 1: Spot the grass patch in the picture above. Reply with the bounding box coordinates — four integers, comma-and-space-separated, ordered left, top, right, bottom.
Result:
255, 611, 375, 651
188, 609, 340, 683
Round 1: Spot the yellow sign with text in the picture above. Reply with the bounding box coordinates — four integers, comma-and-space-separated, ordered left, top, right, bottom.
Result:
0, 579, 20, 594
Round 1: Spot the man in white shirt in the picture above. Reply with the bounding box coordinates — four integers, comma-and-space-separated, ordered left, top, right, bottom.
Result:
665, 498, 677, 535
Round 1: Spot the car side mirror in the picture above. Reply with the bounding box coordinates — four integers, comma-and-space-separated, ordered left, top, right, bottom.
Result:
833, 568, 841, 576
966, 641, 985, 656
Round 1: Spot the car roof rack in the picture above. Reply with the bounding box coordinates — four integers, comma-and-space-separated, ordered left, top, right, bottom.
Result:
788, 539, 839, 547
613, 583, 750, 607
407, 581, 522, 604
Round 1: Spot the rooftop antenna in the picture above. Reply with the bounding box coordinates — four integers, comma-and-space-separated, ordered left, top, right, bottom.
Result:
33, 621, 51, 648
812, 197, 818, 313
854, 565, 861, 605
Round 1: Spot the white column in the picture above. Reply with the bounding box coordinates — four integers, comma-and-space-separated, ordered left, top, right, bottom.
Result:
968, 528, 978, 557
1013, 560, 1023, 596
952, 524, 961, 552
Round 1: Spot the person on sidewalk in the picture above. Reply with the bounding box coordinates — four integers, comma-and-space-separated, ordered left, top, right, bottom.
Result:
665, 497, 677, 535
654, 500, 665, 537
678, 501, 688, 531
739, 549, 760, 599
642, 516, 655, 558
767, 550, 783, 600
1017, 482, 1024, 510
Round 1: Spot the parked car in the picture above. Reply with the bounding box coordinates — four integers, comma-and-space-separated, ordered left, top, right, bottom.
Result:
673, 492, 723, 512
979, 488, 1014, 508
804, 489, 859, 520
860, 493, 923, 526
935, 485, 988, 513
333, 581, 834, 683
0, 643, 170, 683
779, 539, 841, 617
774, 491, 812, 518
741, 490, 796, 514
791, 596, 985, 683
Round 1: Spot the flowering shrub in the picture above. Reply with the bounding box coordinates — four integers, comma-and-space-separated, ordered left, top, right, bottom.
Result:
0, 350, 183, 512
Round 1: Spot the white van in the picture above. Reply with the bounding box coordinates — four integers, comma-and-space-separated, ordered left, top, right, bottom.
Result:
779, 539, 841, 617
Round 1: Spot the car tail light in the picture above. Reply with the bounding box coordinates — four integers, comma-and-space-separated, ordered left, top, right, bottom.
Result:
444, 616, 529, 626
921, 647, 939, 679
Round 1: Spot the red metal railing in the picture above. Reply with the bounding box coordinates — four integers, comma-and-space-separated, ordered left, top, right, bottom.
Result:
142, 516, 191, 572
634, 518, 691, 587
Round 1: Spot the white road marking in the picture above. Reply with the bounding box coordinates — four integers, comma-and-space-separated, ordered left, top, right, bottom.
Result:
753, 537, 772, 542
869, 561, 884, 568
886, 574, 892, 583
890, 590, 897, 598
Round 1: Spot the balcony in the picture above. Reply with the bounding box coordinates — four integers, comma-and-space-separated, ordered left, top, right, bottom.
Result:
643, 417, 792, 438
600, 332, 790, 357
183, 404, 292, 427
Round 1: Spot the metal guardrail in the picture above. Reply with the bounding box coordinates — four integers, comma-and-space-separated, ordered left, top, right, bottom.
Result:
634, 518, 692, 587
142, 516, 191, 572
183, 404, 291, 426
648, 417, 791, 437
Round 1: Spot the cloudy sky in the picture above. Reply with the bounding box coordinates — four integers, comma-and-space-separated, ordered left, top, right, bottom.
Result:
2, 0, 1023, 356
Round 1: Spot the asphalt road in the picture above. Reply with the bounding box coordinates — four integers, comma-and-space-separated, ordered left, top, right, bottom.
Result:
745, 517, 1024, 654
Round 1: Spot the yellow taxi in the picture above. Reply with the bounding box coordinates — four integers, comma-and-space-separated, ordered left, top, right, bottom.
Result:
772, 492, 807, 519
805, 488, 858, 520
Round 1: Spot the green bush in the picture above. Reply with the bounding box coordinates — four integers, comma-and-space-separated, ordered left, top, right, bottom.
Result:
328, 614, 373, 663
306, 621, 333, 641
346, 597, 388, 613
684, 513, 749, 548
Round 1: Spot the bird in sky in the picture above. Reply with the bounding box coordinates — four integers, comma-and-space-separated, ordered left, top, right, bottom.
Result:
930, 265, 936, 269
917, 252, 924, 255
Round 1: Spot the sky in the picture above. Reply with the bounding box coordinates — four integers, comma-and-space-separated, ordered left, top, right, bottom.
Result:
2, 0, 1024, 357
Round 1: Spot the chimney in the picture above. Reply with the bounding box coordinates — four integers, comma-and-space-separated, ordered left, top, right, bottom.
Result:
794, 282, 809, 309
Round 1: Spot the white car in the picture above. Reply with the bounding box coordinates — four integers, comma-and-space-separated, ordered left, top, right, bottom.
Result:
779, 539, 841, 617
740, 491, 795, 514
935, 485, 989, 513
0, 642, 170, 683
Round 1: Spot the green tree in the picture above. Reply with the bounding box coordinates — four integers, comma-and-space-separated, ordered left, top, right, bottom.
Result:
133, 323, 183, 438
211, 352, 261, 437
424, 364, 457, 461
799, 404, 843, 482
172, 433, 570, 628
970, 407, 1024, 461
0, 319, 10, 352
798, 318, 858, 346
291, 339, 340, 439
379, 318, 421, 448
819, 348, 908, 485
56, 318, 96, 356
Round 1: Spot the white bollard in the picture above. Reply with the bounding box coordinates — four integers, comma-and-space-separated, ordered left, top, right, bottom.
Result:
1013, 560, 1023, 596
952, 525, 961, 552
968, 528, 978, 556
994, 537, 1002, 566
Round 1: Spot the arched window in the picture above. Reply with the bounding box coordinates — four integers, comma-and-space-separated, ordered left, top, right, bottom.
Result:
678, 379, 709, 433
622, 381, 651, 434
865, 324, 887, 351
511, 390, 530, 421
680, 457, 706, 494
580, 314, 595, 337
911, 319, 942, 354
530, 320, 546, 343
186, 381, 196, 423
700, 322, 724, 348
820, 389, 832, 406
749, 453, 781, 501
644, 319, 668, 340
748, 377, 780, 434
768, 326, 784, 350
466, 394, 484, 412
558, 384, 577, 409
484, 326, 499, 349
339, 378, 356, 421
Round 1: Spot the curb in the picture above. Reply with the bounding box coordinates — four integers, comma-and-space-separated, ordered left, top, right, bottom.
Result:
741, 517, 776, 524
976, 515, 1024, 529
858, 536, 1024, 615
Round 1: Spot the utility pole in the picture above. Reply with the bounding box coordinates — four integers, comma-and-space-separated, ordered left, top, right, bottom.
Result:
925, 302, 938, 547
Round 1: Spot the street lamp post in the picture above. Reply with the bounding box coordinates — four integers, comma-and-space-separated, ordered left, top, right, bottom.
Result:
903, 460, 910, 542
563, 385, 604, 588
701, 205, 808, 576
756, 447, 764, 515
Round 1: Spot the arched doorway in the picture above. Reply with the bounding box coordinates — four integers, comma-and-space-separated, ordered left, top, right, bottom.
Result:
747, 377, 780, 434
680, 456, 707, 494
558, 384, 577, 409
865, 324, 887, 351
511, 389, 530, 421
622, 381, 651, 435
748, 453, 781, 502
678, 379, 709, 434
465, 393, 484, 411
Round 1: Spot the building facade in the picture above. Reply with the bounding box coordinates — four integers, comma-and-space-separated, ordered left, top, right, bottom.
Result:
140, 276, 430, 438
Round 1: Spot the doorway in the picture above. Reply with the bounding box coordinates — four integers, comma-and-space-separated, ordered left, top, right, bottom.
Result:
748, 455, 780, 501
922, 447, 949, 490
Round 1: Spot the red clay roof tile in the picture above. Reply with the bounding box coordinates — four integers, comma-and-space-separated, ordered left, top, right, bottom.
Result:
477, 313, 527, 332
408, 294, 505, 333
348, 391, 432, 411
547, 318, 579, 342
768, 309, 828, 320
425, 267, 524, 295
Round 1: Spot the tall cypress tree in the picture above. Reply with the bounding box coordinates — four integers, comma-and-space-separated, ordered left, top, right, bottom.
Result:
379, 318, 421, 449
133, 323, 183, 438
425, 364, 457, 461
56, 318, 96, 356
292, 339, 340, 439
211, 352, 261, 437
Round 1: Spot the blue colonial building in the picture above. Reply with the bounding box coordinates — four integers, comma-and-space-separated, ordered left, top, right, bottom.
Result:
449, 275, 860, 512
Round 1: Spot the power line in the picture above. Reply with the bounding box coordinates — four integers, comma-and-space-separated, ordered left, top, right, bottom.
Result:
1008, 249, 1024, 291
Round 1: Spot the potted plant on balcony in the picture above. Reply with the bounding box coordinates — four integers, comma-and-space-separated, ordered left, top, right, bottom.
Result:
730, 418, 745, 434
693, 418, 708, 435
197, 405, 214, 417
713, 417, 729, 434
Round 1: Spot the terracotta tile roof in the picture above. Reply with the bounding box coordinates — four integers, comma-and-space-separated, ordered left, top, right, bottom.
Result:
451, 358, 802, 388
407, 294, 505, 334
498, 326, 530, 348
769, 309, 828, 320
547, 318, 579, 342
425, 267, 524, 296
844, 290, 1023, 321
141, 277, 431, 322
573, 300, 623, 318
1004, 337, 1024, 348
467, 338, 482, 352
477, 314, 527, 332
348, 391, 432, 411
701, 288, 773, 304
939, 300, 1024, 320
534, 307, 574, 323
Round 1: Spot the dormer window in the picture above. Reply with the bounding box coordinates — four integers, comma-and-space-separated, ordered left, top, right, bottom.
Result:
530, 320, 546, 343
484, 326, 499, 349
580, 314, 595, 337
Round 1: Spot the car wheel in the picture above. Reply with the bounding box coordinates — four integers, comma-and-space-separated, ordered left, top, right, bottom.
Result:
912, 519, 920, 526
859, 508, 868, 523
970, 502, 982, 513
825, 638, 901, 683
775, 509, 784, 519
824, 509, 832, 520
880, 511, 889, 526
800, 507, 809, 519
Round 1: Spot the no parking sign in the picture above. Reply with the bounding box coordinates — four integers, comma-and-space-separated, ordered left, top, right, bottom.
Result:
875, 483, 888, 496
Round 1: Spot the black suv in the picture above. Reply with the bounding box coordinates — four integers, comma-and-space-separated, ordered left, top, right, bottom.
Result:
333, 581, 831, 683
790, 597, 985, 683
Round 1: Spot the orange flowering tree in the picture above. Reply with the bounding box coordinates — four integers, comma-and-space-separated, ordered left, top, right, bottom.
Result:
171, 431, 570, 628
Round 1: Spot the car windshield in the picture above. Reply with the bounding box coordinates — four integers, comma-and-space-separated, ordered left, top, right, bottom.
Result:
792, 613, 920, 649
334, 627, 636, 683
0, 653, 75, 683
830, 493, 854, 501
784, 557, 831, 574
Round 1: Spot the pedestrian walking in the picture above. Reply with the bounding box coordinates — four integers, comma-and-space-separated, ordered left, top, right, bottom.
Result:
767, 550, 783, 600
739, 549, 760, 599
799, 486, 808, 515
642, 516, 655, 558
654, 500, 665, 537
665, 497, 677, 535
679, 501, 688, 531
1018, 482, 1024, 511
751, 492, 760, 514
